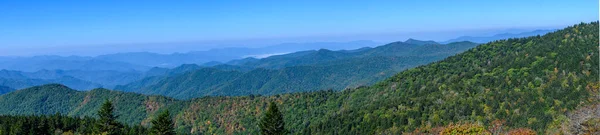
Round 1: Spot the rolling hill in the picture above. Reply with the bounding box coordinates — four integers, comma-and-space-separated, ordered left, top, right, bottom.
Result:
0, 22, 596, 134
0, 64, 206, 93
0, 69, 129, 91
0, 75, 102, 91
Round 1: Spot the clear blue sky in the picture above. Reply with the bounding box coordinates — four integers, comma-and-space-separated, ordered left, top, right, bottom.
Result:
0, 0, 597, 55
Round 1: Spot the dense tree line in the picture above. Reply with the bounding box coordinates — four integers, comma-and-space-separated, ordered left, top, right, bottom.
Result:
0, 100, 176, 135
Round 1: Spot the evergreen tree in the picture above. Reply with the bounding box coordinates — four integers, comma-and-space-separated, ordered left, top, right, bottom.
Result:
150, 110, 175, 135
96, 100, 122, 135
259, 102, 287, 135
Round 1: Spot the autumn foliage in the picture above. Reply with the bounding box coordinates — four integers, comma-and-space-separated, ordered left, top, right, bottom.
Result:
439, 123, 490, 135
507, 128, 537, 135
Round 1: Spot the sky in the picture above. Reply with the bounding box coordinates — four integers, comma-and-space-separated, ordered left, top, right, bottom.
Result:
0, 0, 598, 56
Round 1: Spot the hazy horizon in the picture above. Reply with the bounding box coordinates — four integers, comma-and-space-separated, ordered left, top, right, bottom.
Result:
0, 27, 565, 57
0, 0, 597, 56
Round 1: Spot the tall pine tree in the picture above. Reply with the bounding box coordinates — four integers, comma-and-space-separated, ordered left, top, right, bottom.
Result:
96, 100, 122, 135
259, 102, 287, 135
150, 110, 175, 135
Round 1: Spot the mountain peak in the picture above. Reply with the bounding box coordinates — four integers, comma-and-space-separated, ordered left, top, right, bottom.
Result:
24, 84, 73, 92
404, 38, 440, 45
317, 48, 332, 52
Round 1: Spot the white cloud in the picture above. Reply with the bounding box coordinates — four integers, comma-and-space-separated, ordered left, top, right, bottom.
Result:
243, 52, 290, 59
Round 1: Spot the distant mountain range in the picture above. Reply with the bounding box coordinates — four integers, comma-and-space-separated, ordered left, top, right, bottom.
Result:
0, 64, 204, 91
0, 41, 380, 71
0, 41, 379, 92
115, 40, 479, 99
0, 29, 552, 72
0, 69, 130, 90
0, 57, 149, 72
0, 29, 553, 72
442, 29, 556, 43
0, 30, 552, 95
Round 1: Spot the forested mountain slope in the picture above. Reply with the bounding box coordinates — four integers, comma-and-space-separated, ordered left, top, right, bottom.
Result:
0, 84, 181, 125
0, 22, 596, 134
304, 22, 599, 134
